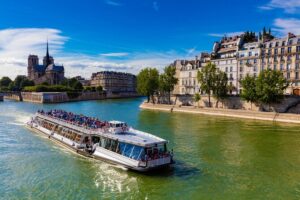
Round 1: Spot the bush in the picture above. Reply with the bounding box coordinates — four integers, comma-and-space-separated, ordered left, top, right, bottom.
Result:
23, 85, 73, 92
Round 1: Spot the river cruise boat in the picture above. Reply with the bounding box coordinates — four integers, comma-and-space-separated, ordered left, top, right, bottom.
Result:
26, 110, 173, 172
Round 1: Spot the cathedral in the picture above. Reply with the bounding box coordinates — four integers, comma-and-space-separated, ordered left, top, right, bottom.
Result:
27, 42, 65, 85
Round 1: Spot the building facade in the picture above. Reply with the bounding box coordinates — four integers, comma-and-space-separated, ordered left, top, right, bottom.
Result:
211, 35, 243, 95
173, 53, 210, 95
236, 41, 262, 93
90, 71, 137, 93
27, 42, 64, 85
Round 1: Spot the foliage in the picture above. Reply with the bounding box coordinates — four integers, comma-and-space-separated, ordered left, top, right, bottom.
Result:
240, 74, 257, 109
194, 93, 201, 107
243, 31, 256, 43
256, 69, 289, 106
7, 75, 35, 91
137, 68, 159, 103
197, 62, 217, 107
159, 65, 178, 104
213, 70, 228, 107
96, 86, 103, 92
83, 86, 96, 92
62, 78, 83, 91
23, 85, 73, 92
0, 76, 12, 87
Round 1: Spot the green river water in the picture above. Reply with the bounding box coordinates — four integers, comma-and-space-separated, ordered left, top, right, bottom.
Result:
1, 98, 300, 199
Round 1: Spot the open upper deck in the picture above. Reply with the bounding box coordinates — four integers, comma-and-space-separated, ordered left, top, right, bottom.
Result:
35, 112, 167, 147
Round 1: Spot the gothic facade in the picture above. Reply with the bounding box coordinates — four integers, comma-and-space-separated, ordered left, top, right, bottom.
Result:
27, 42, 65, 85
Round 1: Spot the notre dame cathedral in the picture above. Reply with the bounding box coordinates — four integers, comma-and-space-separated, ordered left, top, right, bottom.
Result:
27, 42, 65, 85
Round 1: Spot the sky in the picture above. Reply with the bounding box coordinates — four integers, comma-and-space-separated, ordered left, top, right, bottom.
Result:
1, 0, 300, 79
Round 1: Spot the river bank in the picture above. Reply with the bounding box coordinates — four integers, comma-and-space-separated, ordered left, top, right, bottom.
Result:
140, 102, 300, 124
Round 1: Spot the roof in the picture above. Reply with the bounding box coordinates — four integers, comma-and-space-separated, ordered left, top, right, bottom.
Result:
33, 65, 46, 73
46, 64, 64, 72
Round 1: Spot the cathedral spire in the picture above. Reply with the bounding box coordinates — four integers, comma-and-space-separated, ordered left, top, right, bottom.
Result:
45, 39, 51, 66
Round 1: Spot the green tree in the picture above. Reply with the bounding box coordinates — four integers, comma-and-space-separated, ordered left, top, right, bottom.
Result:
197, 62, 217, 107
14, 75, 28, 91
137, 68, 159, 103
256, 69, 289, 110
159, 65, 178, 104
73, 81, 83, 91
213, 70, 228, 108
0, 76, 12, 87
20, 79, 34, 89
240, 74, 257, 110
194, 93, 201, 108
96, 86, 103, 92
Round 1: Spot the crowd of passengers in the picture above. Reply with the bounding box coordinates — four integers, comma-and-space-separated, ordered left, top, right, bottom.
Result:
37, 109, 108, 129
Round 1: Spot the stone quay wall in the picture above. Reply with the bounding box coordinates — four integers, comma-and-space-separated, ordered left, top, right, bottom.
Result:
21, 92, 106, 103
155, 95, 300, 114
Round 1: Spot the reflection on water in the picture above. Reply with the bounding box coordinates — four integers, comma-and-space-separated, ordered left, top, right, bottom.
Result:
1, 98, 300, 199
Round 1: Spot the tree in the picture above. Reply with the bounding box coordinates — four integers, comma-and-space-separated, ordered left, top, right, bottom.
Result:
240, 74, 257, 110
73, 81, 83, 91
194, 93, 201, 108
137, 68, 159, 103
159, 65, 178, 104
197, 62, 217, 107
0, 76, 12, 87
213, 70, 228, 108
256, 69, 289, 110
20, 79, 34, 89
14, 75, 28, 91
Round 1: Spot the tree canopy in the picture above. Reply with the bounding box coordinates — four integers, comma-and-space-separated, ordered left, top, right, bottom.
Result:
240, 74, 257, 109
197, 62, 217, 107
137, 68, 159, 103
159, 65, 178, 104
213, 69, 228, 107
256, 69, 289, 106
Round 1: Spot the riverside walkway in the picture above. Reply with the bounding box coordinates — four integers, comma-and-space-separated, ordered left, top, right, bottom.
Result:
140, 102, 300, 124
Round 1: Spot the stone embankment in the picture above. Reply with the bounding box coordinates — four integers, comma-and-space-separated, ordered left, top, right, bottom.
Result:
4, 91, 139, 103
140, 102, 300, 124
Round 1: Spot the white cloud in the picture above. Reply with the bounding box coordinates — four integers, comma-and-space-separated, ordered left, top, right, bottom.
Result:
100, 52, 129, 57
273, 18, 300, 36
259, 0, 300, 13
105, 0, 122, 6
153, 1, 159, 11
0, 28, 192, 80
208, 31, 244, 38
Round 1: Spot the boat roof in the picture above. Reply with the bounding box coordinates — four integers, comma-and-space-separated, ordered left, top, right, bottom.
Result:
36, 113, 167, 147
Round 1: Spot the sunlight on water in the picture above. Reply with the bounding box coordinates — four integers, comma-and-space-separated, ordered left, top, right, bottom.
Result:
1, 99, 300, 199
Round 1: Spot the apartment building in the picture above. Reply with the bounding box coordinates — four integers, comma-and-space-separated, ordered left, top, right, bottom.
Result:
211, 35, 243, 94
173, 53, 210, 95
236, 41, 262, 93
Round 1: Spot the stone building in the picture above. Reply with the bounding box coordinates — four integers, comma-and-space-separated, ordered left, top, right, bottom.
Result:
173, 53, 210, 95
73, 76, 90, 86
27, 42, 64, 85
90, 71, 136, 93
236, 41, 262, 93
211, 35, 243, 95
262, 33, 300, 94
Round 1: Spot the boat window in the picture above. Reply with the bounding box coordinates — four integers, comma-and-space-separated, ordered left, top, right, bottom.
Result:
92, 136, 100, 144
118, 142, 145, 160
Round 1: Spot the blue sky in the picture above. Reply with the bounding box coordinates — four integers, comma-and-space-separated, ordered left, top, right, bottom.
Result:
0, 0, 300, 78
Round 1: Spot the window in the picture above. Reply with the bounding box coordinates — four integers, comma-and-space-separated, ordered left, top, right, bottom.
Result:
240, 67, 243, 72
282, 41, 286, 46
254, 59, 257, 63
287, 64, 291, 70
281, 48, 285, 54
296, 63, 300, 70
230, 74, 233, 79
240, 74, 243, 79
269, 43, 273, 48
280, 64, 284, 71
287, 72, 290, 79
276, 42, 279, 47
249, 52, 252, 57
268, 49, 272, 55
253, 66, 257, 72
297, 46, 300, 52
296, 72, 299, 80
230, 66, 233, 72
288, 47, 292, 53
289, 40, 293, 45
240, 60, 243, 65
288, 55, 291, 61
298, 39, 300, 44
274, 49, 278, 55
225, 67, 228, 72
189, 72, 192, 77
273, 65, 277, 70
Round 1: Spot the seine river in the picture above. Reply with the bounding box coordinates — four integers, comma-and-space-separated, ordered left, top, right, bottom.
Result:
1, 98, 300, 199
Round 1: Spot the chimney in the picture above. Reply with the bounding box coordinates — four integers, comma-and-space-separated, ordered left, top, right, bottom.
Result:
288, 32, 296, 39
